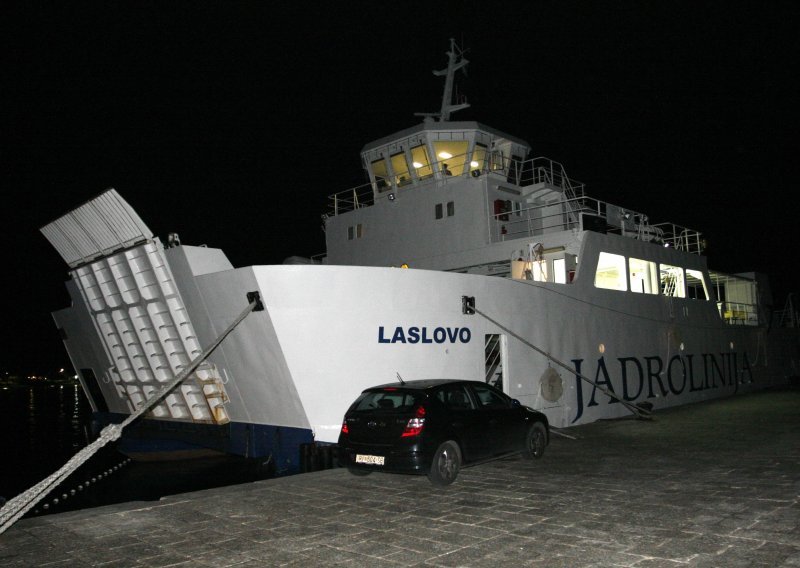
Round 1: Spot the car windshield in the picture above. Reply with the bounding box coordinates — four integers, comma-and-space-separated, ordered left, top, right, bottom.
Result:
353, 389, 421, 412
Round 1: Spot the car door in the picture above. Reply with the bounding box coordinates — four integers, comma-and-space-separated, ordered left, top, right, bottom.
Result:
468, 383, 521, 455
435, 384, 490, 462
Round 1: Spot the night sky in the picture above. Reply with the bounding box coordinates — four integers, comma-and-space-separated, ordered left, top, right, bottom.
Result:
3, 2, 799, 375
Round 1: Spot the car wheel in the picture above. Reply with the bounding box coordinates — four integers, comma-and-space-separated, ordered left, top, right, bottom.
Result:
522, 422, 547, 460
347, 466, 372, 476
427, 441, 461, 486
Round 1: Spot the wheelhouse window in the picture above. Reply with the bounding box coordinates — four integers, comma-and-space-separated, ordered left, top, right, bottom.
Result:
433, 140, 468, 176
435, 204, 443, 219
410, 144, 433, 179
629, 257, 658, 294
469, 143, 487, 174
371, 157, 389, 191
660, 264, 685, 297
595, 252, 627, 291
447, 201, 455, 217
390, 152, 412, 187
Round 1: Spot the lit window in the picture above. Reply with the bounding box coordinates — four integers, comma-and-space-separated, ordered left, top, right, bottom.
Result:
660, 264, 685, 297
532, 260, 548, 282
433, 140, 468, 175
686, 269, 708, 300
390, 152, 412, 187
554, 258, 566, 284
595, 252, 627, 291
470, 143, 487, 173
629, 257, 658, 294
447, 201, 454, 216
371, 157, 389, 191
410, 145, 433, 179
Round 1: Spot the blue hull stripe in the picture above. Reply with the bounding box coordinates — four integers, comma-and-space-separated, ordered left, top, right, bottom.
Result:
93, 412, 314, 475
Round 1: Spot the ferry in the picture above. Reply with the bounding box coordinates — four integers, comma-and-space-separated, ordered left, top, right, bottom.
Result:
42, 40, 799, 474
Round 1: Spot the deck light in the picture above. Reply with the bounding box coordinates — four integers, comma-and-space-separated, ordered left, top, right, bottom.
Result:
412, 161, 423, 168
438, 151, 452, 159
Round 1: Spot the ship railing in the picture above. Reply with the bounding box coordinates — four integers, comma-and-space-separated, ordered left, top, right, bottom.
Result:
325, 153, 586, 217
492, 195, 592, 241
717, 301, 759, 326
491, 195, 704, 255
328, 183, 375, 216
650, 223, 705, 254
773, 293, 799, 328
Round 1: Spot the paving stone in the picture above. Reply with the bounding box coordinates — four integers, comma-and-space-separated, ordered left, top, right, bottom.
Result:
2, 387, 798, 567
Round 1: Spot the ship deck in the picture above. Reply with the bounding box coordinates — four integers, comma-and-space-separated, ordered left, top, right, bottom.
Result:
3, 384, 798, 567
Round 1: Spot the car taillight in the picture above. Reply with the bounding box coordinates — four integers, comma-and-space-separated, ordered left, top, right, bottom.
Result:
401, 405, 426, 438
341, 421, 349, 435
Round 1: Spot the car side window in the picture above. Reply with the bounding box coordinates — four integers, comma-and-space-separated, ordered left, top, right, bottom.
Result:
471, 384, 510, 409
437, 385, 475, 410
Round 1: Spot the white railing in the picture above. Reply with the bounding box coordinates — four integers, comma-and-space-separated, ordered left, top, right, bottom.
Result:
490, 195, 704, 255
717, 301, 758, 326
651, 223, 705, 254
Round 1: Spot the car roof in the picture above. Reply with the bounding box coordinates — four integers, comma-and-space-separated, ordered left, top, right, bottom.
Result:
364, 379, 483, 391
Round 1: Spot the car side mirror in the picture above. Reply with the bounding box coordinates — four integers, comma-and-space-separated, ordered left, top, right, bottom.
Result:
511, 399, 521, 407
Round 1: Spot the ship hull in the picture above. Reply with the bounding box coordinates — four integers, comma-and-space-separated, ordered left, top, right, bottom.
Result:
52, 233, 800, 470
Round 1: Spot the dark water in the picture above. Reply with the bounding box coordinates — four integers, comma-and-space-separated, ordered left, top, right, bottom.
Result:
0, 384, 273, 517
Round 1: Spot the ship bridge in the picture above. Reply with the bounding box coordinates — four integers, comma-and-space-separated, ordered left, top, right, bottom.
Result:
361, 120, 530, 200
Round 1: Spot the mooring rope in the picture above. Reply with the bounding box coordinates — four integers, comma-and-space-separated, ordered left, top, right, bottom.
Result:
473, 306, 653, 421
0, 294, 262, 535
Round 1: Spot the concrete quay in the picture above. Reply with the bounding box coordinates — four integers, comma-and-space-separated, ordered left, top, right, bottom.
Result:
2, 386, 798, 567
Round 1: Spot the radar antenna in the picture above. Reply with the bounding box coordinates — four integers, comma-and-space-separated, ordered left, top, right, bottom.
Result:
415, 37, 470, 122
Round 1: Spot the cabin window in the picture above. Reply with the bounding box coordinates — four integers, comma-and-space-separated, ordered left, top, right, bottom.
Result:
433, 140, 469, 176
371, 157, 390, 191
629, 257, 658, 294
470, 143, 488, 173
595, 252, 627, 291
435, 203, 443, 219
347, 224, 363, 240
410, 145, 433, 179
554, 258, 566, 284
447, 201, 455, 217
532, 260, 548, 282
686, 269, 709, 300
390, 152, 412, 187
660, 264, 685, 297
490, 150, 506, 173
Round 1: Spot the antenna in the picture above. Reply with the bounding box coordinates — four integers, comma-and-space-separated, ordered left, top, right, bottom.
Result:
414, 37, 470, 122
396, 372, 406, 385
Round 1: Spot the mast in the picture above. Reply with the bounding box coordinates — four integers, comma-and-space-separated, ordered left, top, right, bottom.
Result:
415, 38, 470, 122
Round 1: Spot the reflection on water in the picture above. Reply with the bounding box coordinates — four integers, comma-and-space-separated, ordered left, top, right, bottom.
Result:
1, 384, 93, 500
0, 384, 273, 517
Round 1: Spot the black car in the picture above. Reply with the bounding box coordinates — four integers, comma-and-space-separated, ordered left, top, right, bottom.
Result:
337, 379, 549, 486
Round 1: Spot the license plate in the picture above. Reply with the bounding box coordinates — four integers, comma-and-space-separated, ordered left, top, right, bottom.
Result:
355, 454, 385, 466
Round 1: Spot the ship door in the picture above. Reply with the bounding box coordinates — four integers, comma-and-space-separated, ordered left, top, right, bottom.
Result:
485, 334, 507, 392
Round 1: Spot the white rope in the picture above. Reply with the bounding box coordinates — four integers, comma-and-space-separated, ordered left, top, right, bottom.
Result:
0, 296, 260, 534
